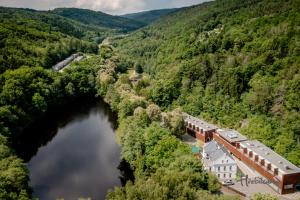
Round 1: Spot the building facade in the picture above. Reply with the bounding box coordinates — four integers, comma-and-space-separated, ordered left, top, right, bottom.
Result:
183, 114, 217, 143
183, 113, 300, 194
202, 140, 237, 180
214, 130, 300, 194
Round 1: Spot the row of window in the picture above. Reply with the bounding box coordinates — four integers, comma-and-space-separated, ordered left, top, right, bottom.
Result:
217, 173, 232, 178
239, 147, 279, 176
217, 166, 233, 171
188, 124, 204, 133
209, 166, 234, 171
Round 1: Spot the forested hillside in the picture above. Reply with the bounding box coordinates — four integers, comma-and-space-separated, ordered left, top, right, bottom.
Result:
0, 7, 110, 72
0, 6, 134, 199
0, 55, 105, 199
52, 8, 145, 32
0, 0, 299, 199
113, 0, 300, 166
121, 8, 179, 24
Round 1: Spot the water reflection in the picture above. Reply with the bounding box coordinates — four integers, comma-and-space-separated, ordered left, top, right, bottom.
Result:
14, 99, 122, 200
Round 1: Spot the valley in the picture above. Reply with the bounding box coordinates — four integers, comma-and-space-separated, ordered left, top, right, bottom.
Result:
0, 0, 299, 199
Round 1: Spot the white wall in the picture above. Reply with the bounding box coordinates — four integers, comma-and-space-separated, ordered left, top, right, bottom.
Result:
207, 163, 237, 180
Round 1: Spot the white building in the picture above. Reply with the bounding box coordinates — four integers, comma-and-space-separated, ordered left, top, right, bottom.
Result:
202, 140, 237, 180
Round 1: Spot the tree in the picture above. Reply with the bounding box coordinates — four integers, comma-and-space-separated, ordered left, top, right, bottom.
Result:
151, 80, 180, 108
0, 155, 30, 200
161, 110, 185, 138
134, 63, 143, 74
65, 82, 76, 96
145, 135, 189, 171
144, 123, 169, 154
146, 104, 161, 121
243, 74, 274, 113
32, 93, 47, 112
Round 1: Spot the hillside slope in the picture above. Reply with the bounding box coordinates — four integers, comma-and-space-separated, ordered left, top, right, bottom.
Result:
52, 8, 145, 32
0, 7, 112, 199
0, 7, 115, 72
121, 8, 179, 24
113, 0, 300, 166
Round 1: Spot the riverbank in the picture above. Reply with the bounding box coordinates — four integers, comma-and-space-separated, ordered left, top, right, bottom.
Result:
12, 98, 117, 161
15, 98, 121, 200
96, 42, 236, 200
0, 56, 102, 199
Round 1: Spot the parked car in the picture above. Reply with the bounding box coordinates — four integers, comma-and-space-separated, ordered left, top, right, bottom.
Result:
222, 180, 234, 186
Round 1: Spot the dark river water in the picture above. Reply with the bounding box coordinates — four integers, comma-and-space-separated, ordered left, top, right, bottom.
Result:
14, 99, 126, 200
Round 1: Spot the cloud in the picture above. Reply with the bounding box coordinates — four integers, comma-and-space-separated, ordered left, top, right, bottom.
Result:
74, 0, 146, 14
0, 0, 208, 14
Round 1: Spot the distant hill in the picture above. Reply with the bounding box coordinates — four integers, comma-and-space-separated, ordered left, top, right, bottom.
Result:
0, 6, 151, 72
52, 8, 145, 32
0, 7, 107, 72
121, 8, 179, 24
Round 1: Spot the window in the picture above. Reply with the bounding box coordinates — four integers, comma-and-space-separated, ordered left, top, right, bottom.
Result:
274, 168, 278, 176
218, 174, 220, 178
284, 184, 293, 189
229, 166, 232, 171
229, 173, 231, 178
218, 166, 220, 171
224, 166, 226, 171
209, 167, 212, 171
224, 174, 226, 178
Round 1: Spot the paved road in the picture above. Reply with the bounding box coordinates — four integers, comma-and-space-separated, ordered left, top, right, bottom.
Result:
221, 186, 246, 199
229, 180, 300, 200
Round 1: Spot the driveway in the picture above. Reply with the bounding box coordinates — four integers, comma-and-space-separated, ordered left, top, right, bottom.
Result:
228, 180, 300, 200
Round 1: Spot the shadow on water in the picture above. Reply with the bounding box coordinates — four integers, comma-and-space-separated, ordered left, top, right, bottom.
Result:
118, 159, 135, 186
12, 98, 133, 200
13, 98, 118, 162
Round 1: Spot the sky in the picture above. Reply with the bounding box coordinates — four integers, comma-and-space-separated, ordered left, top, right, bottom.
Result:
0, 0, 208, 15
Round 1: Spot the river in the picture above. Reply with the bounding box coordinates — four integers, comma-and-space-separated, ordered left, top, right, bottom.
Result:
13, 99, 125, 200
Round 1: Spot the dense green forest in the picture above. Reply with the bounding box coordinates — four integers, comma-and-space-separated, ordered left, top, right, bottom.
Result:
52, 8, 145, 32
0, 56, 104, 199
98, 38, 278, 199
0, 6, 131, 199
112, 0, 300, 167
0, 7, 107, 72
96, 43, 239, 200
0, 4, 235, 197
0, 6, 147, 73
121, 8, 179, 24
0, 0, 298, 199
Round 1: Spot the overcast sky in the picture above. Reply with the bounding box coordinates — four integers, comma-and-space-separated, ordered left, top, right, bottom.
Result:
0, 0, 209, 15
